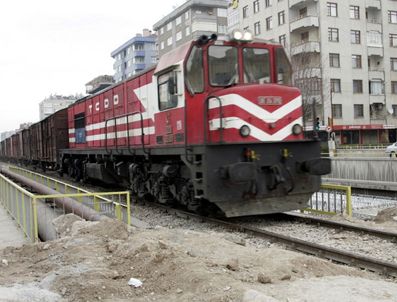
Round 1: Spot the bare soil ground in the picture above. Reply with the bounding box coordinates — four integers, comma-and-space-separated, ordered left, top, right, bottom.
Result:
0, 214, 397, 302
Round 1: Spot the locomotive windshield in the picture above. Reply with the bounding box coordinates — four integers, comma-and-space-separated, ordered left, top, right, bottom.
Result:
243, 48, 270, 84
185, 46, 204, 93
275, 47, 292, 85
208, 46, 239, 86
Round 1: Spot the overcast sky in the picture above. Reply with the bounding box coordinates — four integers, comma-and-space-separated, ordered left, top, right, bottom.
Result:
0, 0, 182, 133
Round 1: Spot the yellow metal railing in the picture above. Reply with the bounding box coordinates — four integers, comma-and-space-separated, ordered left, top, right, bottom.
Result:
0, 173, 39, 242
9, 166, 131, 225
305, 183, 352, 217
0, 166, 132, 242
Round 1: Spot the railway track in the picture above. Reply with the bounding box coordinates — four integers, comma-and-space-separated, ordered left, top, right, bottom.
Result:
142, 202, 397, 278
2, 164, 397, 278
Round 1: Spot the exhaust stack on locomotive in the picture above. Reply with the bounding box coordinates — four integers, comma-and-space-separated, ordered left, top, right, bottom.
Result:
1, 33, 330, 217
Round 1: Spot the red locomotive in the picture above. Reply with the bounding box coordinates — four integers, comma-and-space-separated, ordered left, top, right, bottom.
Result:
1, 32, 330, 217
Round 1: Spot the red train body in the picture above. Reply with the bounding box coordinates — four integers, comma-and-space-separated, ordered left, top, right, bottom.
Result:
1, 35, 330, 217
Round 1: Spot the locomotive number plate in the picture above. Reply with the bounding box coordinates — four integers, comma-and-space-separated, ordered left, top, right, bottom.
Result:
258, 96, 282, 106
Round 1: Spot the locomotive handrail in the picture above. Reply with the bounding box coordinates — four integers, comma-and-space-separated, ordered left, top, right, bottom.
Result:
105, 111, 147, 156
204, 96, 223, 144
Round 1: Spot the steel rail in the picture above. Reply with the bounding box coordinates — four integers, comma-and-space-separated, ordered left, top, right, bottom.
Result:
280, 212, 397, 241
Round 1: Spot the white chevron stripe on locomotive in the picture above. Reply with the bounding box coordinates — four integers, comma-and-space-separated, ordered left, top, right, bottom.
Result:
208, 94, 302, 122
209, 117, 304, 141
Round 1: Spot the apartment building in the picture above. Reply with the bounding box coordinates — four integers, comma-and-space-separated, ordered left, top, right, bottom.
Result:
236, 0, 397, 145
153, 0, 229, 57
39, 95, 78, 120
111, 29, 157, 83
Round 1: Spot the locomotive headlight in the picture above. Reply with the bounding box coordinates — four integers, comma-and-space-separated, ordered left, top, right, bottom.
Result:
292, 124, 303, 136
232, 29, 244, 40
240, 125, 251, 137
243, 30, 253, 42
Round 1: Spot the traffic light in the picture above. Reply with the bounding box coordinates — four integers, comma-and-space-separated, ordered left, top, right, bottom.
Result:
315, 117, 320, 131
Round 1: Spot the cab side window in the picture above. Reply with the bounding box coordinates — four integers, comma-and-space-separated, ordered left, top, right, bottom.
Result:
158, 71, 178, 111
74, 113, 86, 144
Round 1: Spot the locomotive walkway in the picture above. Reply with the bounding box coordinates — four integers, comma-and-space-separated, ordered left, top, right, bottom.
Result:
0, 205, 27, 248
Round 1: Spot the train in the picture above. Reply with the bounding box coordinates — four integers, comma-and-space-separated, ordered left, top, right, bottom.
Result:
0, 32, 331, 217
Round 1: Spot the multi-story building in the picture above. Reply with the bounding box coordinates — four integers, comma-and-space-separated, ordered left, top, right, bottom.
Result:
39, 95, 78, 120
85, 75, 114, 95
153, 0, 229, 57
236, 0, 397, 145
111, 29, 157, 83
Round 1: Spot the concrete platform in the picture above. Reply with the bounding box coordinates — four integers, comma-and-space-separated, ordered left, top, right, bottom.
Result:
0, 205, 28, 249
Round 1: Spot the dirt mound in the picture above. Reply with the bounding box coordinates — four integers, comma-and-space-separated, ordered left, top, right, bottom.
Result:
0, 215, 396, 301
374, 207, 397, 224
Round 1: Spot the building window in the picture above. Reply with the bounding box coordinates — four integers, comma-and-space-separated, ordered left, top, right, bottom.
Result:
351, 30, 361, 44
390, 34, 397, 47
218, 8, 227, 17
176, 16, 182, 26
393, 105, 397, 117
354, 104, 364, 118
279, 34, 286, 47
185, 26, 191, 36
218, 25, 227, 34
278, 11, 285, 25
392, 81, 397, 94
301, 32, 309, 43
166, 22, 172, 31
330, 79, 341, 93
266, 17, 273, 30
243, 5, 248, 18
367, 31, 382, 47
167, 37, 173, 46
352, 55, 362, 69
349, 5, 359, 19
389, 11, 397, 24
329, 53, 340, 68
254, 21, 261, 35
185, 11, 189, 20
369, 80, 384, 95
299, 7, 307, 19
265, 0, 272, 8
332, 104, 342, 119
353, 80, 363, 94
327, 2, 338, 17
392, 58, 397, 71
176, 31, 182, 41
253, 0, 260, 13
328, 28, 339, 42
159, 27, 164, 35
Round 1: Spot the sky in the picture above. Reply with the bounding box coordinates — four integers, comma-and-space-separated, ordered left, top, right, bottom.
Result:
0, 0, 182, 133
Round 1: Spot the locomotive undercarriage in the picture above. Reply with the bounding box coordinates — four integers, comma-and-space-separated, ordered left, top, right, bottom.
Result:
60, 140, 330, 217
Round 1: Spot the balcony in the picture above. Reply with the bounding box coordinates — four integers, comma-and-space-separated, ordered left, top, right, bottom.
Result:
289, 0, 318, 8
365, 0, 381, 9
366, 19, 382, 32
291, 41, 320, 56
290, 16, 319, 32
368, 46, 383, 57
369, 94, 385, 105
133, 63, 146, 70
368, 68, 384, 79
133, 50, 145, 57
293, 67, 322, 79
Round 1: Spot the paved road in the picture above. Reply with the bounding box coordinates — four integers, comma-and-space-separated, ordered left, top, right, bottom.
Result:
0, 205, 28, 249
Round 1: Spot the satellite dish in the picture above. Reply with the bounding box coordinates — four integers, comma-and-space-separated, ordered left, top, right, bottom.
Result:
387, 106, 394, 115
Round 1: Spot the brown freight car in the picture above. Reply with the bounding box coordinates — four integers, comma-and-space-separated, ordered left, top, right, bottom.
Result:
37, 108, 69, 169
